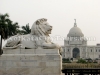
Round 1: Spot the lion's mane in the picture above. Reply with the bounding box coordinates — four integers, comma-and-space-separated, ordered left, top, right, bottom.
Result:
31, 18, 48, 36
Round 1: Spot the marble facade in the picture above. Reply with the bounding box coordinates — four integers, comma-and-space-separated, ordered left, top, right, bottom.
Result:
62, 19, 100, 60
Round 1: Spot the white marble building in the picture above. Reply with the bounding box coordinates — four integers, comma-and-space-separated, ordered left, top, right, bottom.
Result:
62, 19, 100, 60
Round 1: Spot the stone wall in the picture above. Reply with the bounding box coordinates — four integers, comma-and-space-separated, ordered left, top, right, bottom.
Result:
0, 49, 62, 75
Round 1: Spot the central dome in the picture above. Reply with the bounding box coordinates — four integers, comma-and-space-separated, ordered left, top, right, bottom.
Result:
67, 20, 84, 37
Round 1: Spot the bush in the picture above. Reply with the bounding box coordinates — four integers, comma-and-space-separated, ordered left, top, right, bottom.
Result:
86, 58, 93, 63
93, 60, 97, 63
76, 58, 87, 63
62, 58, 71, 63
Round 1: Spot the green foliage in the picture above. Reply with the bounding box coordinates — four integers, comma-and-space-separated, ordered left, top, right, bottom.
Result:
7, 21, 19, 37
76, 58, 87, 63
93, 60, 97, 63
20, 23, 31, 34
93, 61, 97, 63
0, 13, 10, 55
62, 58, 71, 63
0, 13, 20, 55
86, 58, 93, 63
0, 13, 9, 39
0, 13, 20, 38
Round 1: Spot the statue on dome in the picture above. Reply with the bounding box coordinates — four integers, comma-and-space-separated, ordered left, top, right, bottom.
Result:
74, 19, 77, 27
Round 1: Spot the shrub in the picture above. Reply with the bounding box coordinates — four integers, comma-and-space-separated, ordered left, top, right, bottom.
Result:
93, 60, 97, 63
62, 58, 71, 63
86, 58, 93, 63
76, 58, 87, 63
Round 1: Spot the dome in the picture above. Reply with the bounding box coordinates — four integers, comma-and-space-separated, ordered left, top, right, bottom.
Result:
67, 20, 84, 37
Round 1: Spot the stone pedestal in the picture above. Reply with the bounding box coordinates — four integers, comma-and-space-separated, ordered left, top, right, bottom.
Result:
0, 49, 62, 75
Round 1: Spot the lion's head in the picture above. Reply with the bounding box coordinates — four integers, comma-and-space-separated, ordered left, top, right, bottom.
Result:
31, 18, 52, 36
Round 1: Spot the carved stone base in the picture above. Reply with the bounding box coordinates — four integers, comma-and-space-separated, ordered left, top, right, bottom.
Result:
0, 49, 62, 75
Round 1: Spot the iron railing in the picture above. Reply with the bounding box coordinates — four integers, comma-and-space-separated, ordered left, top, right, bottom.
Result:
62, 68, 100, 75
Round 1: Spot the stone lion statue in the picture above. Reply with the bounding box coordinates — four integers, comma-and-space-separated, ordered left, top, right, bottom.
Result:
3, 18, 62, 53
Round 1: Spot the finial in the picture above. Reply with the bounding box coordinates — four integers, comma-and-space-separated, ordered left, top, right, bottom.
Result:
74, 19, 76, 23
74, 19, 77, 27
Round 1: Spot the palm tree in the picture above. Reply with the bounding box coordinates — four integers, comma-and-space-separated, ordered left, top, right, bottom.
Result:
21, 23, 31, 34
7, 20, 19, 37
0, 13, 20, 55
0, 13, 10, 55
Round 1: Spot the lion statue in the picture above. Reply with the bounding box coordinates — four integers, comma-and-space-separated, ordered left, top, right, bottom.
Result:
3, 18, 62, 53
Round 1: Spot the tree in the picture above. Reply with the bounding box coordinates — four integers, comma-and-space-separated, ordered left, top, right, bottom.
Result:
0, 13, 10, 55
20, 23, 31, 34
7, 20, 19, 37
0, 13, 20, 55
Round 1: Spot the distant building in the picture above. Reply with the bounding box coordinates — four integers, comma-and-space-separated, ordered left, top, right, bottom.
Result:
62, 19, 100, 60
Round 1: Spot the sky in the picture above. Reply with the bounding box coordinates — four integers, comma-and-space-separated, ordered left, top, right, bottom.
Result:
0, 0, 100, 46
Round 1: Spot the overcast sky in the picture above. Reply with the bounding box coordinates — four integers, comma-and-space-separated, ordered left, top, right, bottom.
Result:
0, 0, 100, 46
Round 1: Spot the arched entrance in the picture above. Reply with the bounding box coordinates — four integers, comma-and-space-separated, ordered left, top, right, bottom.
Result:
73, 48, 80, 58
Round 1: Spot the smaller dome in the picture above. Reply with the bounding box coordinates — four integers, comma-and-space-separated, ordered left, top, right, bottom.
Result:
67, 19, 84, 37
